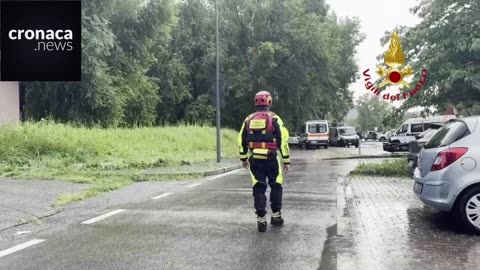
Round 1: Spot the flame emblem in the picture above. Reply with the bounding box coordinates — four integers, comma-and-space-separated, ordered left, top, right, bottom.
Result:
376, 32, 413, 88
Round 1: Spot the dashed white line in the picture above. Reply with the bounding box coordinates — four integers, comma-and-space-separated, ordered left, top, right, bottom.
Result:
187, 183, 202, 188
0, 239, 46, 258
151, 192, 173, 200
208, 168, 242, 181
81, 209, 126, 225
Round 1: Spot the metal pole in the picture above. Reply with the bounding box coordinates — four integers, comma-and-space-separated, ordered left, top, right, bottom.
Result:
215, 0, 221, 163
359, 136, 362, 156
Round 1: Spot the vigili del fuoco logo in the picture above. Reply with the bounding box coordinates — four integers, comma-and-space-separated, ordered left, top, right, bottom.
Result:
363, 32, 427, 102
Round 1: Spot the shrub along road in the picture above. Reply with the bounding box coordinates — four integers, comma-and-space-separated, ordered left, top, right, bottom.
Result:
0, 150, 360, 270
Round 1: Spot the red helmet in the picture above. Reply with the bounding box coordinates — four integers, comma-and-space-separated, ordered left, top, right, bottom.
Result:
254, 91, 272, 107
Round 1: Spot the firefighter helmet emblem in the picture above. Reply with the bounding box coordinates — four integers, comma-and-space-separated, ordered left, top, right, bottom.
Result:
376, 32, 414, 89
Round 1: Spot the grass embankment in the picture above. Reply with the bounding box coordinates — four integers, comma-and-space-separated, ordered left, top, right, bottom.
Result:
0, 121, 238, 205
350, 158, 409, 177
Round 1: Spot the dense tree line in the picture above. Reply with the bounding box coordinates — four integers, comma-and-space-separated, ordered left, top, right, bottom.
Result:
23, 0, 363, 131
379, 0, 479, 122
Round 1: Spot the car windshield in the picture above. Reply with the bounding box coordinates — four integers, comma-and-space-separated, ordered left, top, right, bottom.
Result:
424, 121, 470, 149
338, 127, 356, 135
308, 124, 327, 133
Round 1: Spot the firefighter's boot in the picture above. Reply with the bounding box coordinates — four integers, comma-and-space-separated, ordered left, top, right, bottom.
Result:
257, 216, 267, 232
271, 211, 284, 226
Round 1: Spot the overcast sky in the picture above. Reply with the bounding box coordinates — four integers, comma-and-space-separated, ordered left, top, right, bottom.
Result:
325, 0, 422, 103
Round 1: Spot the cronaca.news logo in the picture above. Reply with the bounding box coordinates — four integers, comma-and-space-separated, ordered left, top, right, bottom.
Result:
8, 29, 74, 52
363, 32, 427, 102
0, 0, 81, 81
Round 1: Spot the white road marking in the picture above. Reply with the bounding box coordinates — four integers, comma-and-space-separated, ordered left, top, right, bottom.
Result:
81, 209, 126, 225
187, 183, 202, 188
0, 239, 46, 258
208, 169, 243, 181
151, 192, 173, 200
15, 231, 31, 235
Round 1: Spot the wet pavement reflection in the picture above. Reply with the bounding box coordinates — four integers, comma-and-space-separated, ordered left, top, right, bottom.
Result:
348, 176, 480, 270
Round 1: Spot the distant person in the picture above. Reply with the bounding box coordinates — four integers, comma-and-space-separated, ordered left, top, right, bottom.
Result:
237, 91, 290, 232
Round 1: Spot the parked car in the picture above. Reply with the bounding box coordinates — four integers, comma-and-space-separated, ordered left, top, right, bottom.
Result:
299, 120, 329, 149
413, 117, 480, 232
406, 123, 443, 177
389, 115, 456, 145
329, 126, 359, 148
288, 133, 300, 147
384, 115, 456, 152
378, 130, 395, 141
365, 130, 377, 141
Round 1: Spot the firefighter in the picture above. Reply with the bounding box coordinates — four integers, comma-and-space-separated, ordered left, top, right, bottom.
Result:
237, 91, 290, 232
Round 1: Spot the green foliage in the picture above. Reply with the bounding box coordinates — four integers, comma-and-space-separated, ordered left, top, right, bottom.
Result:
381, 0, 480, 113
355, 94, 394, 132
0, 121, 239, 204
351, 159, 409, 177
0, 121, 238, 171
21, 0, 363, 130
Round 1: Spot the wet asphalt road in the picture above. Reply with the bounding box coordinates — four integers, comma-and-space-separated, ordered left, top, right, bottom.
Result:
0, 150, 359, 270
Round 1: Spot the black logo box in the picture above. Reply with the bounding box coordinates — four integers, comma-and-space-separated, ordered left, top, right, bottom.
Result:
1, 0, 81, 81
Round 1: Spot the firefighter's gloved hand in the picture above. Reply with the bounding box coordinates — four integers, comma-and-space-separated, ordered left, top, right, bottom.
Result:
284, 164, 290, 173
242, 161, 249, 169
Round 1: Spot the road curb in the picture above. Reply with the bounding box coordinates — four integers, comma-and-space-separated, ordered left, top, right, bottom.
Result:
335, 177, 358, 270
141, 164, 243, 177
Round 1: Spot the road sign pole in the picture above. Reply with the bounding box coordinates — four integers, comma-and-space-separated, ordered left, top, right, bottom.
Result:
359, 137, 362, 156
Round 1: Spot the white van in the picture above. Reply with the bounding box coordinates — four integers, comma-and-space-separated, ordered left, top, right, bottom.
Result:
299, 120, 329, 149
389, 115, 456, 144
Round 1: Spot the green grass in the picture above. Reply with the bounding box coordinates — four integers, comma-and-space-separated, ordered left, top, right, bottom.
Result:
350, 158, 409, 177
0, 121, 239, 204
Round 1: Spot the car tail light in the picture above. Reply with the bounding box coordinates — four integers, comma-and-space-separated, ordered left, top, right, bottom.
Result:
431, 147, 468, 171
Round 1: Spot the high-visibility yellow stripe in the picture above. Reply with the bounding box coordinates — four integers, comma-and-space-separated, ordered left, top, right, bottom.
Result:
252, 154, 268, 160
276, 156, 284, 184
253, 148, 269, 155
247, 160, 258, 186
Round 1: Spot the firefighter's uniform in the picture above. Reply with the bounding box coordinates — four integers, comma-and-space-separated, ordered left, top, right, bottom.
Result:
237, 108, 290, 218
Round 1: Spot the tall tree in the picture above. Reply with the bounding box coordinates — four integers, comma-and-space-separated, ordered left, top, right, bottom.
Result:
381, 0, 480, 113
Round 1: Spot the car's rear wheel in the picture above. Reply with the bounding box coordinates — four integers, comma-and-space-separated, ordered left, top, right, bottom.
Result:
454, 186, 480, 233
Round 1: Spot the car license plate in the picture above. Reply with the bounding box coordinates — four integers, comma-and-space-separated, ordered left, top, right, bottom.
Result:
414, 182, 423, 194
408, 160, 414, 168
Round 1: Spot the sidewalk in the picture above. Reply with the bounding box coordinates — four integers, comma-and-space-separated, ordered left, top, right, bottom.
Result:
0, 160, 241, 234
0, 178, 86, 232
141, 159, 241, 176
343, 176, 480, 270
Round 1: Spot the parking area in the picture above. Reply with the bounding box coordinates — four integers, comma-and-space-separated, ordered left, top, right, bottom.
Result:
289, 140, 394, 160
345, 176, 480, 270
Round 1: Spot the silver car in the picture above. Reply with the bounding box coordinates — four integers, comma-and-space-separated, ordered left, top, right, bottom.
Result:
288, 134, 300, 147
414, 117, 480, 232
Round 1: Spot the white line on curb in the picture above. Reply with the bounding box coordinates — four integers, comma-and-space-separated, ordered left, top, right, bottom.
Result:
0, 239, 46, 258
187, 183, 202, 188
81, 209, 126, 225
151, 192, 173, 200
208, 168, 242, 181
